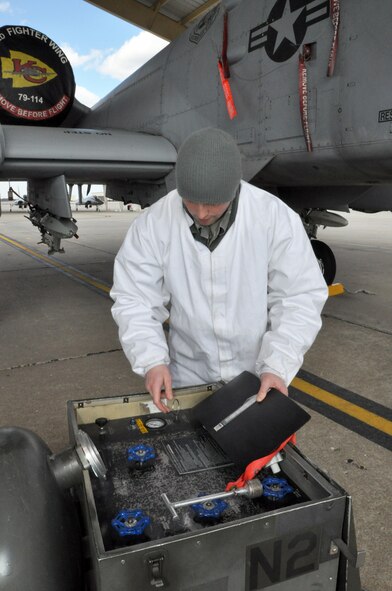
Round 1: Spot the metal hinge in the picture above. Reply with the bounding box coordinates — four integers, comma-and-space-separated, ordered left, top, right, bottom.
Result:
147, 555, 166, 588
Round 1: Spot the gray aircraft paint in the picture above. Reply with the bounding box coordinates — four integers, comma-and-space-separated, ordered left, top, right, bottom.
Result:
0, 0, 391, 252
80, 0, 392, 213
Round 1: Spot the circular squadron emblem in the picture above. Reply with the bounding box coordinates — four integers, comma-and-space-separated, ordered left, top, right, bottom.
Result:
0, 25, 75, 125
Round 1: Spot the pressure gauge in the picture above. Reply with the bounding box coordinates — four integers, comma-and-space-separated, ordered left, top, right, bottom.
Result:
145, 417, 167, 430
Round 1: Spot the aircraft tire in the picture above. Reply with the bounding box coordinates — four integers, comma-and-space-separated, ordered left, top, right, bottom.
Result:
311, 239, 336, 285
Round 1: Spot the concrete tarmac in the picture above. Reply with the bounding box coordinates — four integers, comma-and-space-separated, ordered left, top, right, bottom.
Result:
0, 208, 391, 590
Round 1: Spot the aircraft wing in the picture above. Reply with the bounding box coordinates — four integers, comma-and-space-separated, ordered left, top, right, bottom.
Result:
0, 124, 177, 253
85, 0, 220, 41
0, 124, 176, 183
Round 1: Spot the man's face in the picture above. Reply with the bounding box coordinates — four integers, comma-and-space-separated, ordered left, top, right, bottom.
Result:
183, 199, 231, 226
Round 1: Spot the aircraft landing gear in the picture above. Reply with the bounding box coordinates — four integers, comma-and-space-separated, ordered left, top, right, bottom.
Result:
27, 175, 78, 254
301, 209, 347, 286
311, 239, 336, 286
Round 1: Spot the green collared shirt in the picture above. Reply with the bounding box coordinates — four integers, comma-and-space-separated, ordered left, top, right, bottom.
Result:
184, 190, 240, 252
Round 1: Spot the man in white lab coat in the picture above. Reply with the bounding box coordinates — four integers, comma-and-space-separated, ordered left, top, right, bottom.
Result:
111, 128, 328, 413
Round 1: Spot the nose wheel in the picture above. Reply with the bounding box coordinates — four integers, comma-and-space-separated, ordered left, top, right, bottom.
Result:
311, 239, 336, 285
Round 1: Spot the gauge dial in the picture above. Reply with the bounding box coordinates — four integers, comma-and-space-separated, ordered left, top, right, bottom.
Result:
145, 417, 167, 430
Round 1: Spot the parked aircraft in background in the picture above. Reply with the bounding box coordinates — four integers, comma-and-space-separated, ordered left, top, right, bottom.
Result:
12, 195, 28, 209
82, 195, 104, 208
1, 0, 391, 283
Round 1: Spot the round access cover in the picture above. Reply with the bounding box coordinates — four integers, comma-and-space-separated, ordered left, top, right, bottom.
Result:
0, 25, 75, 125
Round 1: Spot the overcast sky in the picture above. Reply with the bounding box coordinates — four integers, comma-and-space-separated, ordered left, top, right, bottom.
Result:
0, 0, 169, 196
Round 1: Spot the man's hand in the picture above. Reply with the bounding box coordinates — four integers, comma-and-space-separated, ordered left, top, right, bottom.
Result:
256, 372, 288, 402
145, 364, 173, 413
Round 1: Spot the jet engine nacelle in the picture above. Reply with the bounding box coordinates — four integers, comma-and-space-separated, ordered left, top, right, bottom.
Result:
0, 428, 84, 590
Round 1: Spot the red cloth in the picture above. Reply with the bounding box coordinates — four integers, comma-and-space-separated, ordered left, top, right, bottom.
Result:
218, 60, 237, 120
226, 433, 297, 491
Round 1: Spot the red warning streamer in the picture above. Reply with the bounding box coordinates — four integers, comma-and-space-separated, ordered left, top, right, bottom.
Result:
299, 52, 313, 152
327, 0, 340, 77
218, 60, 237, 120
222, 10, 230, 79
226, 433, 297, 491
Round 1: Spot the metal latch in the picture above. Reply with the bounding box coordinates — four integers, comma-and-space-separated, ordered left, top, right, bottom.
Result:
148, 555, 166, 588
332, 538, 366, 569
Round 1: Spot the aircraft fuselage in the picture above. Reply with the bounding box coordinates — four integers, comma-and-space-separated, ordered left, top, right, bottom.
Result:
81, 0, 392, 212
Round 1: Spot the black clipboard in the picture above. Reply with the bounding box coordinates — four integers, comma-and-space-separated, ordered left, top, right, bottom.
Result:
191, 371, 310, 469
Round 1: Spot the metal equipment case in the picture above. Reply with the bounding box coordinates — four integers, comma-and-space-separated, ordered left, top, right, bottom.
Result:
68, 383, 363, 591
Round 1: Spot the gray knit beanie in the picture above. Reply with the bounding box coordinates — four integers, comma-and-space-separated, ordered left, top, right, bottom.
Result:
176, 128, 242, 204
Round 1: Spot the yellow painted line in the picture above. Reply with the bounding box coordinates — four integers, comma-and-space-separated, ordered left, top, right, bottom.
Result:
292, 376, 392, 436
0, 233, 110, 294
3, 232, 389, 438
328, 283, 344, 297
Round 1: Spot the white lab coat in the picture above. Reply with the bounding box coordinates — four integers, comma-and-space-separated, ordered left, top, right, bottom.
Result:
111, 181, 328, 387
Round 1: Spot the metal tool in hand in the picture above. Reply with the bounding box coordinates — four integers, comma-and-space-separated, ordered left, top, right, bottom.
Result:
161, 478, 263, 520
213, 394, 258, 432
